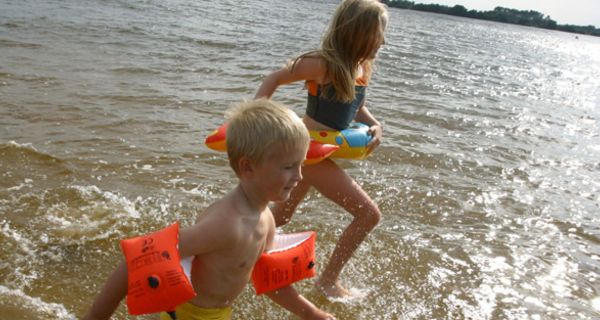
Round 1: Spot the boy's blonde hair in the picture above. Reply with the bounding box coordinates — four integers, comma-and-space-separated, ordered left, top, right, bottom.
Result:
225, 99, 310, 174
292, 0, 388, 103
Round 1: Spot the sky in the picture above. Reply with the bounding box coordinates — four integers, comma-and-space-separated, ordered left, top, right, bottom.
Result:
414, 0, 600, 27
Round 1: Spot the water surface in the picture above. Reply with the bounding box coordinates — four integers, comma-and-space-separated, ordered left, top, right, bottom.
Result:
1, 0, 600, 319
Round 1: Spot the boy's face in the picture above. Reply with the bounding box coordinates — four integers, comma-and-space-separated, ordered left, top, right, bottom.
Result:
252, 143, 307, 202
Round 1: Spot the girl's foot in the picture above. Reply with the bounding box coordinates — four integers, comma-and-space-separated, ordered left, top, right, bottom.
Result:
315, 279, 350, 298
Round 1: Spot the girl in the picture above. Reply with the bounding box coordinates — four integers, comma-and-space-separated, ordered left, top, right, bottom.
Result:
255, 0, 388, 297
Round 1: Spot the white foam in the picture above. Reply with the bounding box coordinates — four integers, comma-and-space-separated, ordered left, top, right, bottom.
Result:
0, 285, 75, 319
327, 287, 369, 304
591, 297, 600, 312
1, 221, 37, 259
6, 178, 33, 191
70, 184, 141, 219
7, 140, 36, 151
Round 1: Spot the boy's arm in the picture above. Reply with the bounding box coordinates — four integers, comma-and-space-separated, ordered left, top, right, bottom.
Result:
83, 214, 226, 320
83, 260, 128, 320
265, 286, 335, 320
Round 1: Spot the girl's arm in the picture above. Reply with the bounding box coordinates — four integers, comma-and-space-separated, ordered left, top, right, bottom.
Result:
255, 56, 326, 99
355, 104, 383, 152
265, 286, 335, 320
83, 260, 128, 320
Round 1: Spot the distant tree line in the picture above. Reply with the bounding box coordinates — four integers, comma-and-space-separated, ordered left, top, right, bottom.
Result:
382, 0, 600, 37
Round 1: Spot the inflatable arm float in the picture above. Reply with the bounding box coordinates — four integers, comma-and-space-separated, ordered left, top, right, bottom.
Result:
252, 231, 317, 294
120, 223, 196, 315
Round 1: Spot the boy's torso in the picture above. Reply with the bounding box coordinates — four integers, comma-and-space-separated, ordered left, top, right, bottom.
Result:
187, 193, 272, 308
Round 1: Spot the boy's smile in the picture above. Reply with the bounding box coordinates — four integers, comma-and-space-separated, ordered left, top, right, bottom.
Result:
252, 144, 307, 202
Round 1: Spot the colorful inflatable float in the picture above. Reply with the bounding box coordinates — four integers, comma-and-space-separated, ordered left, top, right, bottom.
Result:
309, 122, 374, 160
205, 122, 374, 164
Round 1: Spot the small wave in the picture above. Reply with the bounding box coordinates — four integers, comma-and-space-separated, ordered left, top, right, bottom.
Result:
0, 22, 19, 28
114, 25, 147, 36
37, 184, 188, 242
0, 141, 64, 164
186, 37, 239, 50
0, 38, 42, 49
0, 285, 75, 320
0, 141, 69, 190
2, 72, 60, 85
103, 94, 177, 105
2, 183, 144, 245
109, 66, 161, 75
45, 185, 144, 239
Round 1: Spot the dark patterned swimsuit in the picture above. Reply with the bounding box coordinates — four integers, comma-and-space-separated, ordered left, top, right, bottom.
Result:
305, 76, 367, 131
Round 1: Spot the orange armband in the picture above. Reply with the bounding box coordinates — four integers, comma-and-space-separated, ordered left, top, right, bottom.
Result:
251, 231, 317, 294
120, 223, 196, 315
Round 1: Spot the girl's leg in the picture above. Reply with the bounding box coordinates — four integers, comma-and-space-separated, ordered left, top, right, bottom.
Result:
302, 159, 381, 297
272, 178, 312, 227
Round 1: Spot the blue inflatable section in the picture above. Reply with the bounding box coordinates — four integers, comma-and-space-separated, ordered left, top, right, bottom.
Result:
340, 123, 373, 147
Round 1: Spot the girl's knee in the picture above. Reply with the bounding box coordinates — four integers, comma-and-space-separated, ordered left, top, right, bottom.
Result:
358, 206, 381, 229
369, 208, 382, 227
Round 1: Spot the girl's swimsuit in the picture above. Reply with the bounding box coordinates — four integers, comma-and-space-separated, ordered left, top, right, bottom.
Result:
305, 76, 367, 131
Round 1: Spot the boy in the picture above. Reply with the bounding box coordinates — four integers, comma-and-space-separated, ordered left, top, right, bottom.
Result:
83, 99, 335, 320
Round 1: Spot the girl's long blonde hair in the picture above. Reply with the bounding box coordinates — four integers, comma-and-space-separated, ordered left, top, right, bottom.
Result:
293, 0, 388, 102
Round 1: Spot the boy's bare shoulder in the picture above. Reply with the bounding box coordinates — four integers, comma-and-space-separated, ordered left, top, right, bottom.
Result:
196, 195, 239, 227
195, 189, 256, 235
179, 195, 244, 256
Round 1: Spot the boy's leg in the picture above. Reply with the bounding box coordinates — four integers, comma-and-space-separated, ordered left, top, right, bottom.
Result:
302, 159, 381, 297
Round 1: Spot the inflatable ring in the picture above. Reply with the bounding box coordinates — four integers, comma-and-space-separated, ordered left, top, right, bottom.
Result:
205, 122, 373, 164
309, 122, 374, 160
252, 231, 316, 295
120, 223, 196, 315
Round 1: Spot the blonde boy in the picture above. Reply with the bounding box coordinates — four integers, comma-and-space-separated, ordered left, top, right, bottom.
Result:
83, 99, 335, 320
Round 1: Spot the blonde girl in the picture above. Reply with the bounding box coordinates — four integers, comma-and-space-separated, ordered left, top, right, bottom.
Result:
255, 0, 388, 297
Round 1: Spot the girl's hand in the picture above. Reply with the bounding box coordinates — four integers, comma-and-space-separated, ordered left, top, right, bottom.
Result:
367, 124, 383, 153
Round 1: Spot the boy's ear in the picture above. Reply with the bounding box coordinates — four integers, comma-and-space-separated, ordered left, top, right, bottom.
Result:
237, 156, 254, 175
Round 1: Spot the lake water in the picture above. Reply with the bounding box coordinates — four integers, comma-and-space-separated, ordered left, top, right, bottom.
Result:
1, 0, 600, 319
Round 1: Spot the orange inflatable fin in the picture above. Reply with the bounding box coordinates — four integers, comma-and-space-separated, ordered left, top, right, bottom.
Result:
304, 141, 339, 165
205, 123, 228, 151
120, 223, 196, 315
252, 231, 317, 294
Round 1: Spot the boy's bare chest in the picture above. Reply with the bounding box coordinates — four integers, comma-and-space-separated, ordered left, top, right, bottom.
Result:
235, 223, 269, 269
